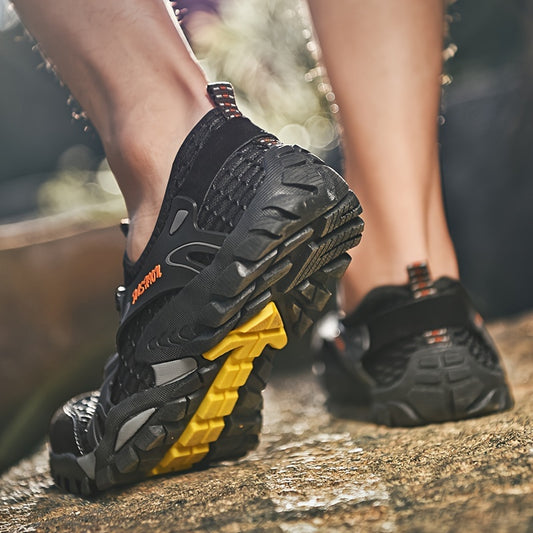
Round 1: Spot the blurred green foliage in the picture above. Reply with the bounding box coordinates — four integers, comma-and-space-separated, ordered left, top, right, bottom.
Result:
191, 0, 338, 154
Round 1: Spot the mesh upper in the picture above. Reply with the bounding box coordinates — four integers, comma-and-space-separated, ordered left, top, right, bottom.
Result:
343, 277, 503, 386
116, 114, 277, 406
197, 138, 277, 233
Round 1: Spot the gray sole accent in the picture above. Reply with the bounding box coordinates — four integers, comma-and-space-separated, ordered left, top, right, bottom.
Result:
169, 209, 189, 235
77, 452, 96, 480
114, 408, 156, 451
153, 358, 198, 386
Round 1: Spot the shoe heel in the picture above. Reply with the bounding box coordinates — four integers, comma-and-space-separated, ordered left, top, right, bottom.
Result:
279, 254, 352, 337
150, 302, 287, 475
275, 180, 364, 337
202, 350, 274, 463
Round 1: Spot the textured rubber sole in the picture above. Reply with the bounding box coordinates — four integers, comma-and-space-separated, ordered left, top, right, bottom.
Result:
150, 302, 287, 475
323, 343, 513, 427
50, 145, 364, 495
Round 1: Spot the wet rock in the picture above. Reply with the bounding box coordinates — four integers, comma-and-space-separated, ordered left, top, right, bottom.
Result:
1, 313, 532, 533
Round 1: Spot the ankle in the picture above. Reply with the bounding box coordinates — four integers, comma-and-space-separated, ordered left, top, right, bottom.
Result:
104, 91, 212, 193
341, 248, 459, 314
341, 257, 415, 313
104, 94, 213, 262
125, 208, 161, 263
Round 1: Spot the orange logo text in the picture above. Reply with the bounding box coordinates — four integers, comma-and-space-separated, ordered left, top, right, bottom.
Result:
132, 264, 162, 304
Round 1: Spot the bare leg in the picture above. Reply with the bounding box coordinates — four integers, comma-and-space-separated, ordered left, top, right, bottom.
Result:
13, 0, 213, 261
14, 0, 367, 496
307, 0, 459, 312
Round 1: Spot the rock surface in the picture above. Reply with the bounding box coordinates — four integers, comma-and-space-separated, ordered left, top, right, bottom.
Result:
1, 314, 532, 533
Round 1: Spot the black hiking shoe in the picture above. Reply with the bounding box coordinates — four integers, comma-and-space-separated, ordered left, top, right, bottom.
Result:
315, 262, 513, 426
49, 83, 364, 495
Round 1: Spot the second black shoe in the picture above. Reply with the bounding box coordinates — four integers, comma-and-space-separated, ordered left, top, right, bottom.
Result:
48, 83, 364, 495
315, 262, 513, 426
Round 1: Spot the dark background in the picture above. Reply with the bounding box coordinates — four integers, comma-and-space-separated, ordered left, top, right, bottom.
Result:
1, 0, 532, 318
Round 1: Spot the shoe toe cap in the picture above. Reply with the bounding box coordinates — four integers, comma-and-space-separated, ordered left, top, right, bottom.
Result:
49, 392, 98, 456
49, 406, 81, 455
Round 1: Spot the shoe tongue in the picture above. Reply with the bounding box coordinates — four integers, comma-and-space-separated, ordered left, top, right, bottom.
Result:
406, 261, 437, 299
207, 82, 243, 118
120, 218, 130, 237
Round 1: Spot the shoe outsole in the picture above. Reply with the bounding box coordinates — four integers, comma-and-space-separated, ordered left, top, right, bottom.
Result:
50, 145, 363, 495
324, 343, 513, 427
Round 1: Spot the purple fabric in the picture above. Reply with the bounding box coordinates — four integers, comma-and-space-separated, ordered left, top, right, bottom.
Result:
171, 0, 221, 20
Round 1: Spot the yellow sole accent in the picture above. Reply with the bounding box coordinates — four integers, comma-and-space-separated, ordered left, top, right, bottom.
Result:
150, 302, 287, 475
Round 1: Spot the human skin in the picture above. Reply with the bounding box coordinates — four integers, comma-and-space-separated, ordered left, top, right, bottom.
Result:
12, 0, 459, 312
13, 0, 213, 262
308, 0, 459, 311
